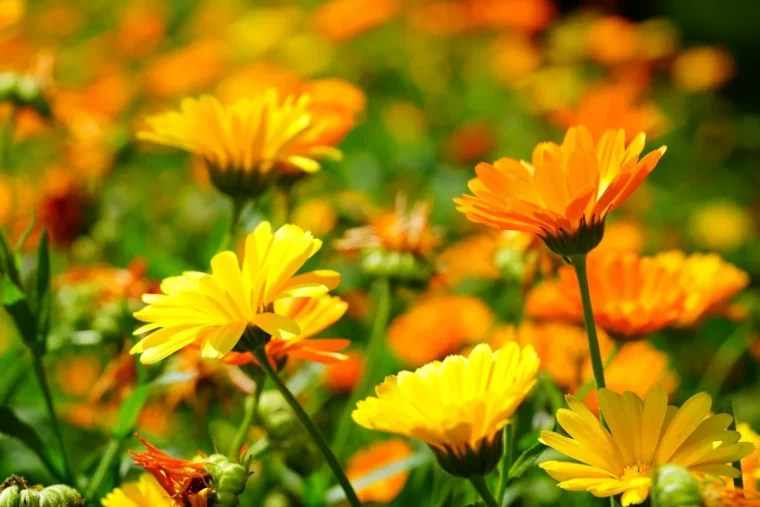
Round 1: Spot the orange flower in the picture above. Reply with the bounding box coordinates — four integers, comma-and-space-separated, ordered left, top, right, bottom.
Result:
551, 84, 664, 142
55, 260, 156, 306
444, 121, 497, 165
526, 252, 686, 339
593, 219, 643, 254
490, 35, 542, 89
346, 439, 414, 504
304, 78, 366, 146
739, 423, 760, 493
0, 0, 23, 31
435, 233, 501, 287
455, 125, 666, 256
222, 295, 350, 367
672, 47, 734, 92
656, 251, 749, 327
388, 294, 492, 366
55, 355, 102, 398
702, 482, 760, 507
131, 436, 211, 507
112, 0, 166, 59
586, 16, 639, 66
311, 0, 399, 40
467, 0, 556, 32
291, 197, 338, 237
144, 40, 224, 98
324, 351, 365, 393
336, 196, 440, 257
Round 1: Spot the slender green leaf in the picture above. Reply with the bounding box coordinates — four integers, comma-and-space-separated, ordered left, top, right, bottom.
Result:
0, 406, 62, 479
14, 211, 37, 253
0, 231, 22, 287
508, 440, 547, 480
33, 230, 51, 347
111, 384, 150, 439
1, 275, 38, 349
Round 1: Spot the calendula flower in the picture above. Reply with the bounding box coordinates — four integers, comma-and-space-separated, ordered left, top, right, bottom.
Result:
324, 351, 364, 393
701, 483, 760, 507
291, 197, 338, 237
137, 91, 342, 198
143, 39, 224, 99
311, 0, 400, 41
388, 295, 493, 367
435, 234, 502, 287
552, 84, 665, 142
455, 125, 666, 256
690, 201, 753, 252
353, 343, 539, 477
540, 388, 754, 506
739, 423, 760, 493
102, 473, 173, 506
346, 439, 414, 504
221, 294, 350, 368
130, 436, 212, 507
526, 252, 685, 339
55, 354, 102, 397
132, 222, 340, 364
656, 251, 749, 327
337, 195, 440, 279
594, 219, 644, 254
671, 47, 734, 92
586, 16, 639, 66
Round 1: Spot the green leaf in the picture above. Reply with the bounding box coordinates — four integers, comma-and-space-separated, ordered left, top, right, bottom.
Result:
508, 439, 547, 480
33, 230, 51, 347
1, 275, 38, 349
0, 231, 22, 287
111, 384, 150, 439
0, 406, 62, 479
14, 211, 37, 253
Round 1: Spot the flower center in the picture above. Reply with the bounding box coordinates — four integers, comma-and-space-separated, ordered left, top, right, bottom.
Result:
622, 462, 652, 481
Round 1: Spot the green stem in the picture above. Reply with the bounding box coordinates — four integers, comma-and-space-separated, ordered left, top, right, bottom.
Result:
728, 401, 745, 491
31, 355, 73, 483
0, 354, 29, 406
227, 375, 265, 459
469, 475, 500, 507
697, 324, 748, 397
218, 196, 247, 252
85, 439, 120, 499
331, 277, 391, 461
570, 255, 606, 390
576, 343, 621, 401
1, 107, 15, 172
496, 424, 514, 504
252, 348, 361, 507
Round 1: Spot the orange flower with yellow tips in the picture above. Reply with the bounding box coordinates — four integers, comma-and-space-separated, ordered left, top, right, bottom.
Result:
346, 439, 413, 504
132, 222, 341, 364
455, 125, 666, 256
655, 251, 749, 327
526, 252, 685, 339
137, 91, 342, 198
221, 294, 350, 368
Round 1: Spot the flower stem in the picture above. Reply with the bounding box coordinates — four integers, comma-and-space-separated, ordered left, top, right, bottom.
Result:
576, 343, 621, 401
227, 374, 265, 459
85, 438, 120, 499
252, 348, 361, 507
570, 254, 606, 390
331, 277, 391, 461
31, 354, 73, 483
469, 475, 500, 507
218, 196, 247, 252
496, 424, 514, 503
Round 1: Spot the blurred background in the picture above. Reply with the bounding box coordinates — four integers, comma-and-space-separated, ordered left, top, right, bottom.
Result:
2, 0, 760, 505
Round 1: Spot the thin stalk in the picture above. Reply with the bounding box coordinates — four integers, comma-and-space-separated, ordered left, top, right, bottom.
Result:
469, 475, 500, 507
697, 324, 748, 397
227, 374, 265, 459
570, 255, 606, 390
331, 277, 391, 461
496, 424, 514, 503
1, 107, 15, 171
85, 439, 120, 499
252, 348, 361, 507
32, 355, 73, 483
218, 196, 247, 252
728, 401, 744, 491
576, 343, 621, 401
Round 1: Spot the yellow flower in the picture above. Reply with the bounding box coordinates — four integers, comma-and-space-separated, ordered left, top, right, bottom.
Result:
689, 201, 753, 252
132, 222, 340, 364
101, 473, 172, 507
672, 47, 734, 92
137, 91, 342, 197
353, 343, 539, 477
739, 423, 760, 493
540, 388, 753, 506
455, 125, 666, 256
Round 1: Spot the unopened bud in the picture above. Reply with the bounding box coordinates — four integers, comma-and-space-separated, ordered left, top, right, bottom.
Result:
205, 454, 248, 507
652, 464, 702, 507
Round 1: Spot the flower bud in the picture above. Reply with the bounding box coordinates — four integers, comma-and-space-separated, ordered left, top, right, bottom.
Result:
257, 391, 320, 472
652, 464, 702, 507
204, 454, 248, 507
0, 485, 20, 506
0, 477, 83, 507
360, 248, 432, 281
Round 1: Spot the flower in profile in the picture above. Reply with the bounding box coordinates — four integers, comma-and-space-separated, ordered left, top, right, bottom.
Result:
551, 84, 665, 142
336, 195, 440, 279
102, 473, 172, 507
130, 436, 212, 507
540, 388, 754, 506
656, 251, 749, 327
132, 222, 340, 364
137, 91, 342, 198
353, 343, 539, 477
526, 252, 685, 339
221, 294, 350, 368
345, 439, 414, 504
388, 295, 493, 367
455, 125, 666, 256
672, 47, 734, 92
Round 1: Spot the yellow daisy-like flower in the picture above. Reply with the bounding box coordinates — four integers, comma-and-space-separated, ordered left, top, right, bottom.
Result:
131, 221, 340, 364
353, 343, 539, 477
540, 387, 754, 506
101, 473, 172, 507
137, 90, 342, 197
454, 125, 666, 256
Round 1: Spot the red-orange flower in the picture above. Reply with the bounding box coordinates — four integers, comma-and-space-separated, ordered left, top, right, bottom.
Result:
345, 439, 414, 504
324, 351, 365, 393
526, 252, 686, 339
131, 436, 211, 507
311, 0, 399, 40
455, 125, 666, 256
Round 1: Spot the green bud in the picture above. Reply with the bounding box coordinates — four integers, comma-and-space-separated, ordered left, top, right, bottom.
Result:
18, 488, 39, 506
0, 485, 20, 507
0, 477, 83, 507
39, 484, 84, 506
257, 391, 320, 473
205, 454, 248, 507
360, 248, 432, 281
652, 465, 702, 507
0, 73, 18, 101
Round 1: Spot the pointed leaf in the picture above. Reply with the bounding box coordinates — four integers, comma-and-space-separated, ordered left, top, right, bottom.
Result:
508, 439, 548, 480
33, 230, 51, 347
111, 384, 150, 439
0, 406, 62, 479
0, 231, 22, 287
1, 275, 38, 350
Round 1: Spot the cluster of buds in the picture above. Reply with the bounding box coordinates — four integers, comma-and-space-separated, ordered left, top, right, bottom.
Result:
0, 73, 52, 117
0, 476, 83, 507
257, 391, 320, 474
